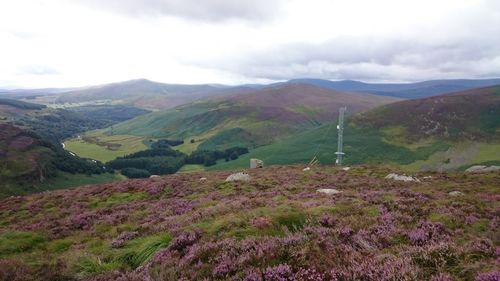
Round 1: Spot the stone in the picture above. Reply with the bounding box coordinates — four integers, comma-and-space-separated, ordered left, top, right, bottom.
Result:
199, 177, 207, 182
226, 172, 251, 182
302, 167, 311, 171
149, 175, 160, 178
317, 188, 341, 195
448, 191, 464, 197
465, 165, 488, 173
385, 173, 420, 182
250, 158, 264, 169
342, 167, 351, 171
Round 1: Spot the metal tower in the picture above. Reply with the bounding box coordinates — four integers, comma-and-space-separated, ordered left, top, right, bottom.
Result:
335, 107, 347, 165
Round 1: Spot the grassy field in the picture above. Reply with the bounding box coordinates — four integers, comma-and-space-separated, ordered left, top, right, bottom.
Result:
178, 164, 205, 173
64, 132, 147, 163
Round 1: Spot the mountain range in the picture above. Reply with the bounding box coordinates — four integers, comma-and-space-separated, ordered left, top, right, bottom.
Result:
0, 77, 499, 197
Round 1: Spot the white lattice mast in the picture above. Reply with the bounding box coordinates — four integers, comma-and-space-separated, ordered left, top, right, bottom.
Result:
335, 107, 347, 166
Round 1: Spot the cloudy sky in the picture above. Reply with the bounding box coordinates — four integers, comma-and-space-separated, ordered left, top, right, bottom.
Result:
1, 0, 499, 88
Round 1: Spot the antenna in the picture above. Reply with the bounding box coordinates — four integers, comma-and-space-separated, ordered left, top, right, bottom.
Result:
335, 107, 346, 166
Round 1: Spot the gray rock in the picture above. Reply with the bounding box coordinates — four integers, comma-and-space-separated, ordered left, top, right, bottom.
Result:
465, 165, 500, 173
317, 188, 341, 195
226, 172, 251, 182
385, 173, 420, 182
448, 191, 464, 197
250, 159, 264, 169
465, 165, 488, 173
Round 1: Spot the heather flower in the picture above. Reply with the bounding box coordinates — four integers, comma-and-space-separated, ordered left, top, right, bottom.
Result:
430, 273, 455, 281
111, 231, 139, 248
465, 215, 478, 225
465, 238, 495, 257
319, 213, 337, 228
243, 270, 263, 281
336, 226, 354, 238
169, 230, 202, 251
475, 272, 500, 281
70, 212, 95, 230
407, 221, 449, 246
252, 217, 273, 229
264, 264, 293, 281
295, 268, 325, 281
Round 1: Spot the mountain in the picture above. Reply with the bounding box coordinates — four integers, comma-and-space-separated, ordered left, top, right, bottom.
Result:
353, 85, 500, 141
0, 164, 498, 280
109, 83, 399, 151
213, 86, 500, 171
288, 78, 500, 98
49, 79, 255, 110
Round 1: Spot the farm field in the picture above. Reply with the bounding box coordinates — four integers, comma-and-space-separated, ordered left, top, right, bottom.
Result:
64, 132, 148, 163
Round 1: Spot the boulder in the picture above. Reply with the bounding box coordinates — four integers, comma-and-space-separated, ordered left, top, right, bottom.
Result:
250, 159, 264, 169
342, 167, 351, 171
226, 172, 251, 182
448, 191, 464, 197
385, 173, 420, 182
465, 165, 500, 173
302, 167, 311, 172
465, 165, 487, 173
199, 177, 207, 182
317, 188, 341, 195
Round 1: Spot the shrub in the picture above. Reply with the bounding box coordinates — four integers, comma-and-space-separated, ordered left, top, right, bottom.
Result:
121, 168, 151, 179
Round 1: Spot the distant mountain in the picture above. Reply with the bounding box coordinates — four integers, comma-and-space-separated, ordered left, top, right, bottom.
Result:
110, 83, 399, 150
51, 79, 253, 110
353, 85, 500, 141
287, 78, 500, 99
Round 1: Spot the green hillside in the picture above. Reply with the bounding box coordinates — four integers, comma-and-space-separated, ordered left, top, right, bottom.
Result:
212, 86, 500, 171
109, 83, 398, 152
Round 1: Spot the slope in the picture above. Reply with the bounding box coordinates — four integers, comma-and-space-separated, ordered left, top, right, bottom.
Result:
213, 86, 500, 171
50, 79, 250, 110
289, 78, 500, 99
109, 83, 399, 151
0, 165, 498, 280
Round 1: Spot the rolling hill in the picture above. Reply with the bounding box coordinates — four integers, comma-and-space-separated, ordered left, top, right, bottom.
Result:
107, 83, 399, 151
353, 85, 500, 141
17, 79, 253, 111
288, 78, 500, 99
213, 85, 500, 171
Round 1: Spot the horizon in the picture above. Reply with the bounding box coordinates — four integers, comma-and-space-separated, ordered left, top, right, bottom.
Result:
3, 76, 500, 91
1, 0, 499, 88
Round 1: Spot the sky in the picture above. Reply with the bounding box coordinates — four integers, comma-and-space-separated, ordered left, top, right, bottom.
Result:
0, 0, 499, 88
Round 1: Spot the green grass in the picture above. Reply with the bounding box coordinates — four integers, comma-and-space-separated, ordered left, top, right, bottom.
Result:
210, 121, 451, 171
88, 192, 147, 209
178, 164, 205, 173
0, 231, 46, 256
64, 133, 147, 162
115, 233, 172, 268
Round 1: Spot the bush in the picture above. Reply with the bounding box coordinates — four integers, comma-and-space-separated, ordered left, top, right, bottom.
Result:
121, 168, 151, 179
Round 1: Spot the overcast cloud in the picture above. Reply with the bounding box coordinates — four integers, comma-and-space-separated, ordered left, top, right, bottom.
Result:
74, 0, 285, 22
0, 0, 499, 88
